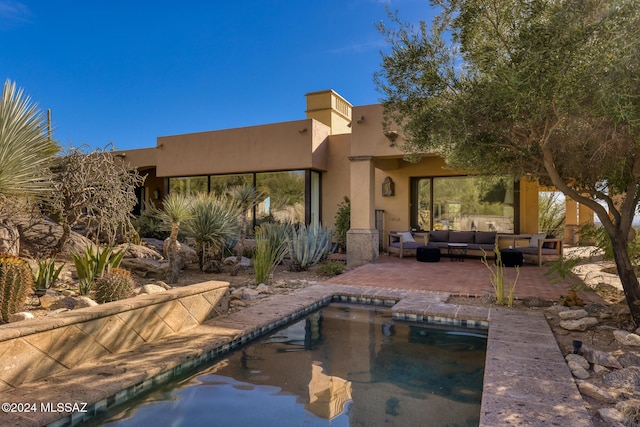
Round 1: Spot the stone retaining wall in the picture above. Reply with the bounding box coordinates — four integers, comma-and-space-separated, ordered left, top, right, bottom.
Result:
0, 281, 229, 391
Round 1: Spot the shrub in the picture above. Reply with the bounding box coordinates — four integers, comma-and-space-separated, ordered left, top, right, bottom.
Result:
254, 225, 288, 285
316, 260, 345, 277
132, 204, 169, 240
481, 246, 519, 307
286, 223, 332, 271
0, 255, 33, 323
94, 268, 134, 303
334, 196, 350, 251
33, 258, 64, 290
72, 246, 125, 295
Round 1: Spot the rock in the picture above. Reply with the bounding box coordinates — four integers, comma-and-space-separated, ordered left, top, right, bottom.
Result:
568, 361, 590, 379
545, 305, 571, 314
584, 303, 613, 319
578, 381, 616, 403
255, 283, 270, 294
60, 289, 76, 297
603, 366, 640, 388
559, 309, 589, 320
39, 293, 61, 309
163, 239, 198, 268
559, 317, 599, 331
0, 220, 19, 256
140, 284, 167, 295
582, 345, 624, 369
598, 407, 626, 424
15, 215, 95, 258
202, 259, 223, 273
51, 296, 77, 310
236, 288, 260, 300
120, 258, 169, 279
614, 330, 640, 346
593, 364, 611, 375
73, 296, 98, 308
566, 354, 590, 370
116, 243, 163, 260
154, 281, 172, 290
521, 296, 553, 308
618, 352, 640, 368
8, 312, 34, 322
230, 299, 248, 308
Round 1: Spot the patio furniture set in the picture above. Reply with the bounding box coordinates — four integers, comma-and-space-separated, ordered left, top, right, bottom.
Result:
388, 230, 563, 266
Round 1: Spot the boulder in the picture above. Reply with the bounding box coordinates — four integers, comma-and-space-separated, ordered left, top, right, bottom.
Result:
568, 361, 590, 379
614, 330, 640, 347
559, 317, 599, 331
15, 216, 95, 258
617, 352, 640, 368
8, 312, 34, 323
120, 258, 169, 279
0, 220, 19, 256
598, 407, 625, 425
521, 296, 553, 308
73, 296, 98, 308
163, 239, 198, 268
559, 309, 588, 320
116, 243, 163, 260
577, 381, 616, 403
582, 345, 624, 369
603, 366, 640, 388
39, 293, 61, 309
566, 354, 590, 370
140, 284, 167, 295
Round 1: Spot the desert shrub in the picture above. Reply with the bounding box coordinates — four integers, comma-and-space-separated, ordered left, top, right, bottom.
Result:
94, 268, 134, 303
72, 246, 125, 295
579, 223, 640, 266
33, 258, 64, 290
0, 254, 33, 323
132, 204, 169, 240
286, 223, 332, 271
254, 225, 288, 285
334, 196, 350, 251
316, 260, 345, 277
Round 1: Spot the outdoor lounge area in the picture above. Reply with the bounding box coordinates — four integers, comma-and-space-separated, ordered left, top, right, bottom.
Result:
388, 230, 564, 266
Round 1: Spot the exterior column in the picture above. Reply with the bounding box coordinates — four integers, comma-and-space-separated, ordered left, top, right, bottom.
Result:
347, 156, 379, 267
564, 198, 578, 244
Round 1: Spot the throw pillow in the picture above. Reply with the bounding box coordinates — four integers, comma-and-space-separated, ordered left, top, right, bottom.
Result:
543, 235, 556, 249
529, 233, 547, 248
399, 232, 416, 243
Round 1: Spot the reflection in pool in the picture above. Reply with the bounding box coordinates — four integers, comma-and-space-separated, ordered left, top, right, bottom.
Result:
97, 303, 486, 427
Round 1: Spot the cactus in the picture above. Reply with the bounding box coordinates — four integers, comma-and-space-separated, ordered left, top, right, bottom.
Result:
94, 268, 134, 304
286, 223, 332, 271
0, 255, 34, 323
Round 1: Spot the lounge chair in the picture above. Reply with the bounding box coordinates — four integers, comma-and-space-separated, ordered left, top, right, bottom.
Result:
388, 231, 427, 258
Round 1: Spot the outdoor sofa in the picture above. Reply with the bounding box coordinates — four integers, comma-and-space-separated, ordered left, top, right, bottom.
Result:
388, 230, 498, 259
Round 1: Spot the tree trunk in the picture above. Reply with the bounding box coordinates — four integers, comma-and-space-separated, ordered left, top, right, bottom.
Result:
610, 230, 640, 326
55, 223, 72, 256
166, 223, 180, 284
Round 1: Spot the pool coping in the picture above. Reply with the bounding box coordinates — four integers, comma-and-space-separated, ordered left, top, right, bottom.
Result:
0, 284, 593, 427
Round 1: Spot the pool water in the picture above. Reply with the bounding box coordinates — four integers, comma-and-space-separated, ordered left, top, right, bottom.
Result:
96, 304, 486, 427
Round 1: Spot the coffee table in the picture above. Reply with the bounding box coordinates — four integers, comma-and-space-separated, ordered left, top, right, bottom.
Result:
447, 243, 468, 262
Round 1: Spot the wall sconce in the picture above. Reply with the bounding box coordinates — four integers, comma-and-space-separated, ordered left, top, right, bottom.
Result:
153, 188, 160, 200
383, 130, 399, 147
356, 116, 365, 124
382, 177, 395, 197
298, 128, 308, 134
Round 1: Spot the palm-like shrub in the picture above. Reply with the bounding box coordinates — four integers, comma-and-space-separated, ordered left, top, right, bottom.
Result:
72, 246, 125, 295
33, 258, 64, 290
254, 224, 288, 284
159, 193, 192, 283
94, 268, 134, 303
0, 80, 59, 201
183, 194, 238, 272
0, 254, 34, 323
229, 184, 263, 276
286, 223, 332, 271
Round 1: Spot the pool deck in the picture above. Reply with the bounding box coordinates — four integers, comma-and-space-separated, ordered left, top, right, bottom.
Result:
0, 255, 596, 426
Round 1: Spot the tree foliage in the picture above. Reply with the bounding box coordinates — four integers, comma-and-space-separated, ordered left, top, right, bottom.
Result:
47, 144, 144, 252
376, 0, 640, 323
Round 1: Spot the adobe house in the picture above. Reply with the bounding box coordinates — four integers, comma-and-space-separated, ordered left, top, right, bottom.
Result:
118, 89, 592, 267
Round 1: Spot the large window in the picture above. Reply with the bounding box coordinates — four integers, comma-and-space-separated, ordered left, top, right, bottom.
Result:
411, 176, 514, 232
167, 170, 318, 228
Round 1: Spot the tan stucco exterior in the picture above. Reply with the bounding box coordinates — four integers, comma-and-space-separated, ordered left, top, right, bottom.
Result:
119, 89, 557, 266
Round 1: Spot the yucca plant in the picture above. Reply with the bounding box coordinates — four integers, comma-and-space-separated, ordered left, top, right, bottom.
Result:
33, 258, 64, 290
0, 80, 59, 201
159, 193, 192, 283
94, 268, 134, 303
481, 245, 519, 307
183, 194, 239, 272
229, 184, 263, 276
286, 223, 332, 271
254, 225, 288, 285
72, 245, 125, 295
0, 254, 34, 323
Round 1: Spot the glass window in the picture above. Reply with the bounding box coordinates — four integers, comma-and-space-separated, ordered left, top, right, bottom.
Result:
309, 171, 320, 226
209, 174, 253, 196
412, 176, 514, 232
256, 171, 305, 224
168, 176, 208, 196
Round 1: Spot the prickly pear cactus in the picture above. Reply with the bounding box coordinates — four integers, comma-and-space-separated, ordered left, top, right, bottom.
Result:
0, 254, 34, 323
94, 268, 134, 304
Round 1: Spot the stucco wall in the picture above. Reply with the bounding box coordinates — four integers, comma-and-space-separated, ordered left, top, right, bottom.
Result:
321, 134, 351, 230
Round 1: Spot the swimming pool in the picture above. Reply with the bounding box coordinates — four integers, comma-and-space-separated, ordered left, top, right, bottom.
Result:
92, 303, 486, 426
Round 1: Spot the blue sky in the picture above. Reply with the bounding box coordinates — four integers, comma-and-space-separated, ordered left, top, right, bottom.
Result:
1, 0, 429, 151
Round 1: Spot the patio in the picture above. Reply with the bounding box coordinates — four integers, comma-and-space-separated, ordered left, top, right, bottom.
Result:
326, 253, 604, 304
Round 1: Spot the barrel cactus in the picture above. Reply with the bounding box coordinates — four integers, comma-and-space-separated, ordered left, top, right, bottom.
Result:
94, 268, 134, 303
0, 254, 34, 323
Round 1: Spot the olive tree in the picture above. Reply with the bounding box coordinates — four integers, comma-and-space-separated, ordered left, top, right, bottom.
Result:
376, 1, 640, 323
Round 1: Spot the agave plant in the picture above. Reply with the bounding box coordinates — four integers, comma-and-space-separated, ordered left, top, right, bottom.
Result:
0, 80, 59, 201
286, 223, 332, 271
72, 245, 125, 295
183, 194, 239, 272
